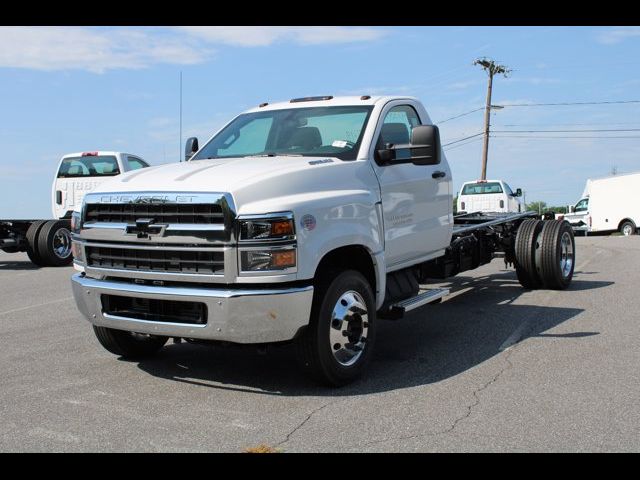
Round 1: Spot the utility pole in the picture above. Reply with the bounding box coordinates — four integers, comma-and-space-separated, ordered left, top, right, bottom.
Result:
474, 58, 511, 180
179, 71, 183, 162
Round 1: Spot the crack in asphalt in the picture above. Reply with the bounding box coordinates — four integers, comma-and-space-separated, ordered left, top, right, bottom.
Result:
358, 349, 515, 450
275, 401, 335, 449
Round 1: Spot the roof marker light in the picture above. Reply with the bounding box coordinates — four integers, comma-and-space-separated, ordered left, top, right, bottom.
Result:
360, 95, 371, 100
259, 102, 269, 108
82, 152, 99, 156
290, 96, 333, 103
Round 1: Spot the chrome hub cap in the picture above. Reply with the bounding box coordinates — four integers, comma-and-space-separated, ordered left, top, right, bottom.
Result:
623, 224, 633, 236
329, 290, 369, 366
53, 227, 72, 259
560, 231, 574, 278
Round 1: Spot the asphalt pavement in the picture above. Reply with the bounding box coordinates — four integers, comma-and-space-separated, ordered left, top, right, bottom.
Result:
0, 235, 638, 452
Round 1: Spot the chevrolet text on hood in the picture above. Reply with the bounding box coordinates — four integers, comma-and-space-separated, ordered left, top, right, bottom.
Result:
70, 95, 577, 386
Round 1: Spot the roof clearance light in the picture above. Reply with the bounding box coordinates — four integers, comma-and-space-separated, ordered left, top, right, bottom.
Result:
360, 95, 371, 100
82, 152, 99, 156
290, 96, 334, 103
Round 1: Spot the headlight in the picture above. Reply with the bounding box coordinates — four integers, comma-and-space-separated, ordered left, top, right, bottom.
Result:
70, 211, 82, 234
238, 213, 295, 242
240, 248, 296, 272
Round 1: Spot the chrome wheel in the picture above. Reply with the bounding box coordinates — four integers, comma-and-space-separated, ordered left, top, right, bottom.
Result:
560, 231, 574, 279
52, 227, 72, 259
622, 224, 634, 236
329, 290, 369, 367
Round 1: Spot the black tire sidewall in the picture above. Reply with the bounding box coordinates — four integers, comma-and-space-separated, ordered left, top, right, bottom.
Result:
313, 270, 377, 385
38, 220, 73, 266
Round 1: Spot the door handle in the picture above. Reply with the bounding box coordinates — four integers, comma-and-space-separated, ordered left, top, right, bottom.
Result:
432, 171, 446, 179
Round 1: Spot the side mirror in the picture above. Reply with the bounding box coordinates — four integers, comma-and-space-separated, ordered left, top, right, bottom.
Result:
515, 188, 522, 197
569, 205, 575, 213
184, 137, 199, 161
409, 125, 441, 166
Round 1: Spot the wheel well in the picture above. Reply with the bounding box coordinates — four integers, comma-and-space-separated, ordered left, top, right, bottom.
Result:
314, 245, 376, 292
618, 218, 636, 230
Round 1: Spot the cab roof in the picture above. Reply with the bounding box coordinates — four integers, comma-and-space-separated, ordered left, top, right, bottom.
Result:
245, 95, 418, 113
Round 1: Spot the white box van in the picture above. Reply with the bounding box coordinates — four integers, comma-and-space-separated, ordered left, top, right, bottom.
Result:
562, 171, 640, 236
457, 179, 523, 214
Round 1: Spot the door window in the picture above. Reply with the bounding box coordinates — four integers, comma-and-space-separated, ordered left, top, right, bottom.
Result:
127, 156, 149, 170
376, 105, 422, 151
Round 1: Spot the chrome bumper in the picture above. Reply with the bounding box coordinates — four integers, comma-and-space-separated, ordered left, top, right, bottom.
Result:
71, 273, 314, 344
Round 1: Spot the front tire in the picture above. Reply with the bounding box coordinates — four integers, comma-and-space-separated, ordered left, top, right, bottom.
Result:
296, 270, 377, 386
93, 326, 168, 359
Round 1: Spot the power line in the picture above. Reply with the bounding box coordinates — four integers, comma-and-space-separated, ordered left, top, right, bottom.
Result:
435, 107, 484, 124
497, 121, 640, 127
442, 132, 484, 147
444, 136, 484, 151
493, 128, 640, 133
500, 100, 640, 107
492, 135, 640, 139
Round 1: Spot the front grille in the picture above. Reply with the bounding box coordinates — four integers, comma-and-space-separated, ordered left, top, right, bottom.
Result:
85, 203, 224, 224
86, 246, 224, 275
101, 294, 207, 325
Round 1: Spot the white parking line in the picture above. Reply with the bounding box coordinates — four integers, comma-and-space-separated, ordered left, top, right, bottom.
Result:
0, 297, 73, 317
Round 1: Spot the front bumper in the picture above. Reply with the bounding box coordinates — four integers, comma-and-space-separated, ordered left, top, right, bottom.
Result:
71, 273, 314, 344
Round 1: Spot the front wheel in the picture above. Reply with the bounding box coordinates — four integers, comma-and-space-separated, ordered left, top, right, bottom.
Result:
93, 326, 168, 359
296, 270, 377, 386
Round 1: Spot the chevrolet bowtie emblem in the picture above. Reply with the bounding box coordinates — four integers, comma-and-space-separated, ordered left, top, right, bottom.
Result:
126, 218, 164, 238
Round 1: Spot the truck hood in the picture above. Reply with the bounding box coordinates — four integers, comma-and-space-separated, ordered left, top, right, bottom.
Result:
91, 156, 380, 215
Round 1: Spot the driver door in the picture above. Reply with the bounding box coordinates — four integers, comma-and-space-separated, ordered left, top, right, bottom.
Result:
370, 102, 452, 269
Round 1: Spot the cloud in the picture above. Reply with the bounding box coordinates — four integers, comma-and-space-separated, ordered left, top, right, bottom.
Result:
0, 26, 386, 73
177, 26, 386, 47
0, 27, 210, 73
596, 26, 640, 45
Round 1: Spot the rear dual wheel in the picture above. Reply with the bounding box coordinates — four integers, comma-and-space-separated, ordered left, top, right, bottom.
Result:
515, 219, 575, 290
25, 220, 73, 267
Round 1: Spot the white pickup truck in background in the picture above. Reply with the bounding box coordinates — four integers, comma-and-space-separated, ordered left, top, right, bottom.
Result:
69, 95, 576, 386
457, 179, 523, 215
1, 151, 149, 267
562, 171, 640, 236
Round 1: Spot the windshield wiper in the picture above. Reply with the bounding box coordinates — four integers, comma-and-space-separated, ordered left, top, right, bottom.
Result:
248, 152, 303, 157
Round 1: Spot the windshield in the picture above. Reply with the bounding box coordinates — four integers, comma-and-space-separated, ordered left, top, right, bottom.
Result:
191, 106, 374, 161
57, 156, 120, 178
461, 182, 504, 195
575, 198, 589, 212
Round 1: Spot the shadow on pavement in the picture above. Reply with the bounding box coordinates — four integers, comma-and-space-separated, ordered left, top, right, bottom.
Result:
134, 269, 612, 396
0, 259, 41, 270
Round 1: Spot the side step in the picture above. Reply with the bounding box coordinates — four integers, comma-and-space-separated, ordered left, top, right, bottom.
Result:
379, 288, 449, 320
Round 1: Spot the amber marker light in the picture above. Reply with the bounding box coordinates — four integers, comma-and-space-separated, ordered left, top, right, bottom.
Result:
271, 250, 296, 269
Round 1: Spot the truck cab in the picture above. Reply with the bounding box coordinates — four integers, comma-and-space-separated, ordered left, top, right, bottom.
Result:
457, 179, 522, 214
52, 151, 149, 219
563, 197, 590, 232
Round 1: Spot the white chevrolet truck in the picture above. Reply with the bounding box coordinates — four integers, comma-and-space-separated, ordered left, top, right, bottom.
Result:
1, 151, 149, 267
70, 96, 576, 386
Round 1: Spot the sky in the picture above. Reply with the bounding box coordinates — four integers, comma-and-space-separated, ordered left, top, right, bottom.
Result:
1, 26, 639, 218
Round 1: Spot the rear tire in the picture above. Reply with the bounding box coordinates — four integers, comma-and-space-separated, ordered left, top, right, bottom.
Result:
37, 220, 73, 266
25, 220, 49, 266
620, 220, 636, 236
296, 270, 376, 386
538, 220, 575, 290
93, 326, 168, 359
514, 219, 543, 289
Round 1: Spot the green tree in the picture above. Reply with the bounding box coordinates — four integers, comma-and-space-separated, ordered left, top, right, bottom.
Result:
527, 201, 547, 215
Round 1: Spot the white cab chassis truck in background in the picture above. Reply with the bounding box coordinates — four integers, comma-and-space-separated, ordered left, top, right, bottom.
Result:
457, 179, 523, 214
562, 171, 640, 236
1, 151, 149, 266
70, 96, 576, 386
